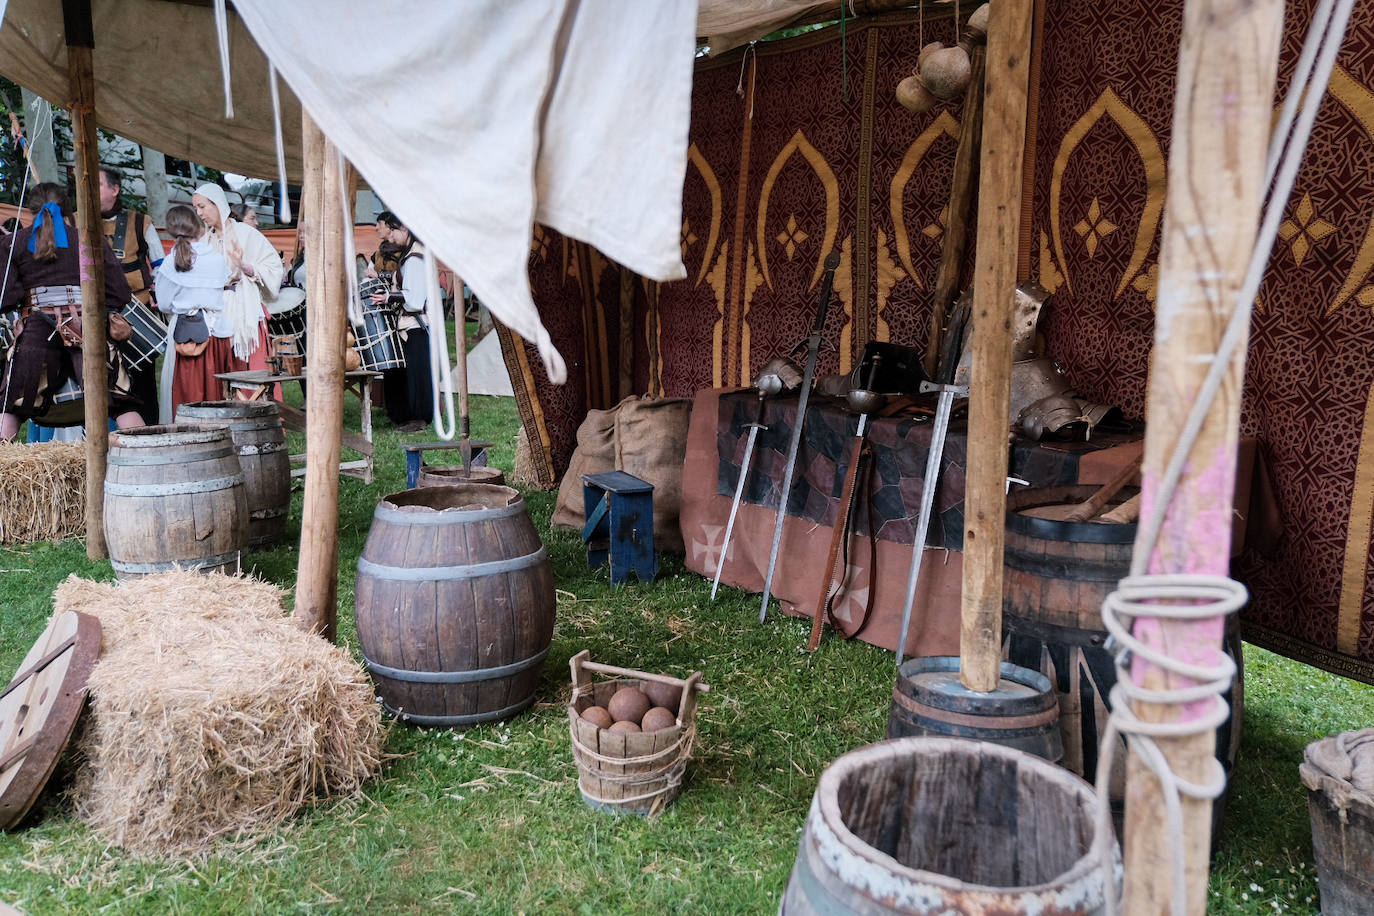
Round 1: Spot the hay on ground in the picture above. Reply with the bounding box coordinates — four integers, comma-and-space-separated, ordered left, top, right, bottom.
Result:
0, 442, 85, 543
53, 569, 386, 857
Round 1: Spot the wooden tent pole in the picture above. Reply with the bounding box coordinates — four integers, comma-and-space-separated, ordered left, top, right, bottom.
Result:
925, 43, 986, 378
295, 113, 355, 642
958, 0, 1034, 693
1122, 1, 1281, 911
62, 0, 109, 560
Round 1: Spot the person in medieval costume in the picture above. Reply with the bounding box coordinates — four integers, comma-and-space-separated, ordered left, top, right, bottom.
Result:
369, 211, 431, 432
191, 182, 283, 398
0, 183, 145, 440
100, 166, 164, 425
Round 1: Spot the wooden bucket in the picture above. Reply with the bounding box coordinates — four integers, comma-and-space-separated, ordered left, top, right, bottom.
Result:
1002, 484, 1242, 831
175, 400, 291, 546
416, 464, 505, 488
104, 424, 248, 579
886, 657, 1062, 763
783, 737, 1119, 914
354, 484, 555, 726
566, 650, 708, 817
1300, 730, 1374, 915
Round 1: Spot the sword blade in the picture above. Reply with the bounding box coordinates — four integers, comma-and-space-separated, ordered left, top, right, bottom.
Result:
711, 423, 760, 600
894, 385, 957, 668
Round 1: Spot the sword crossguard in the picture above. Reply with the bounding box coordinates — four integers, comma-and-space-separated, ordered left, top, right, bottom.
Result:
789, 335, 837, 358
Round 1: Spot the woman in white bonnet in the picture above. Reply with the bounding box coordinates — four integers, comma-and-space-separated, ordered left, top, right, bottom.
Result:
191, 183, 283, 396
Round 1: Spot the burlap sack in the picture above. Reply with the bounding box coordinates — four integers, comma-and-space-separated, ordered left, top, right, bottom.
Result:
551, 403, 621, 530
552, 395, 693, 554
615, 396, 692, 554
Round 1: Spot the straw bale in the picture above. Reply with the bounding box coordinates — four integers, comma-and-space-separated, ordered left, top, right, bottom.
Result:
53, 570, 386, 857
0, 442, 85, 543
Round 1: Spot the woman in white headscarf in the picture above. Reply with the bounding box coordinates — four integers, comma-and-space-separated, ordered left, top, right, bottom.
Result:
191, 183, 283, 397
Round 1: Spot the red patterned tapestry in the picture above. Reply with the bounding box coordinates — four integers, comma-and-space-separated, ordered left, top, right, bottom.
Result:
503, 4, 1374, 683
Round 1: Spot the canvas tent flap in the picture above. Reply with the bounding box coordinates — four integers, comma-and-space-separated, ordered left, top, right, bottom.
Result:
0, 0, 303, 181
228, 0, 697, 384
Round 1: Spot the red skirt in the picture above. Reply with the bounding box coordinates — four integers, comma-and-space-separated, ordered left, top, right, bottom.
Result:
171, 322, 273, 410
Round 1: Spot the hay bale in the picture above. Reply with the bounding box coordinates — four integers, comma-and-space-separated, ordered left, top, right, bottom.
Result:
0, 442, 85, 543
53, 570, 386, 857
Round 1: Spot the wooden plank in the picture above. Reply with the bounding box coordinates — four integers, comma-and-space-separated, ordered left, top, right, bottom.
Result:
1123, 1, 1282, 912
960, 0, 1035, 692
61, 1, 108, 560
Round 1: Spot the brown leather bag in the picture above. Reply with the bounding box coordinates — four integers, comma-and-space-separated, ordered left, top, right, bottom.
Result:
106, 310, 133, 342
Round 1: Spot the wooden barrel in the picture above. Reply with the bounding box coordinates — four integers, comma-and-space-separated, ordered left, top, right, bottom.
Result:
783, 737, 1119, 914
176, 400, 291, 546
354, 484, 555, 726
104, 424, 248, 579
1301, 731, 1374, 915
1002, 484, 1243, 835
417, 464, 505, 488
886, 656, 1062, 763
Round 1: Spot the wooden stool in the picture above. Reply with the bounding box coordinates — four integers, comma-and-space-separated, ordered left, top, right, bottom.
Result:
401, 441, 493, 489
581, 470, 657, 584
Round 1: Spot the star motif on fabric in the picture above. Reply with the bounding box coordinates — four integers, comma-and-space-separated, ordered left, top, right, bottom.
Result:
922, 204, 949, 241
681, 218, 698, 260
1277, 193, 1336, 267
689, 524, 727, 572
530, 224, 550, 261
775, 213, 809, 260
1073, 197, 1117, 258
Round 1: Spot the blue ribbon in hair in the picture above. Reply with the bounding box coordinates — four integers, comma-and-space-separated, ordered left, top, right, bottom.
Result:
27, 202, 70, 253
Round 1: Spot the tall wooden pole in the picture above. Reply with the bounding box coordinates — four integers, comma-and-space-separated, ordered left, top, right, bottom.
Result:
925, 44, 986, 378
62, 0, 109, 560
1123, 1, 1282, 911
959, 0, 1034, 692
295, 113, 354, 642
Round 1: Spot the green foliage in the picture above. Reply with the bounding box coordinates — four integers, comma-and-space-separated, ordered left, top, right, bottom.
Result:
0, 384, 1369, 914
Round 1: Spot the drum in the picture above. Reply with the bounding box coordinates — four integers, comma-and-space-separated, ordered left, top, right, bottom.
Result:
0, 314, 14, 361
118, 297, 167, 370
43, 373, 86, 427
352, 300, 405, 371
266, 287, 307, 359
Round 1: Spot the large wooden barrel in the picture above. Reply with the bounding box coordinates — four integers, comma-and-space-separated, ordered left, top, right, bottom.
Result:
1302, 730, 1374, 915
104, 425, 248, 579
783, 737, 1119, 914
886, 657, 1062, 763
176, 400, 291, 546
354, 484, 556, 726
1003, 484, 1243, 834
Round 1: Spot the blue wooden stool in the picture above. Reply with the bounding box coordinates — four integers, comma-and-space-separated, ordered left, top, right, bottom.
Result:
582, 470, 657, 584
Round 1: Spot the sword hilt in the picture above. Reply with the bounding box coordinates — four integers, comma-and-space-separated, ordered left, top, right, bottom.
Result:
812, 252, 841, 333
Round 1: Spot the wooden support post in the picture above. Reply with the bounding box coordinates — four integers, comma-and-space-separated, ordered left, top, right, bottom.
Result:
959, 0, 1034, 693
295, 113, 355, 642
1123, 1, 1282, 911
62, 0, 109, 560
925, 43, 986, 378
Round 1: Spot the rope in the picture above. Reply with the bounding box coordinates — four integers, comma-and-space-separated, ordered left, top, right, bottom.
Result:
268, 64, 291, 224
0, 97, 51, 430
212, 0, 235, 118
1095, 2, 1356, 912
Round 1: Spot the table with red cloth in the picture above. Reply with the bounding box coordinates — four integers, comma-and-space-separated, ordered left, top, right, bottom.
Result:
680, 387, 1256, 658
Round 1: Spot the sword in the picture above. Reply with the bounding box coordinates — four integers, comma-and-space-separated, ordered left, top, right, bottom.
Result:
760, 251, 841, 623
710, 388, 767, 600
894, 379, 967, 668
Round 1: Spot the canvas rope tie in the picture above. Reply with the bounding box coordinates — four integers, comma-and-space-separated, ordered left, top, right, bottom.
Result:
1090, 1, 1356, 912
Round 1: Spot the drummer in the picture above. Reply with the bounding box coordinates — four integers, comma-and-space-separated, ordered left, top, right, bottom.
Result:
370, 211, 431, 432
0, 183, 146, 440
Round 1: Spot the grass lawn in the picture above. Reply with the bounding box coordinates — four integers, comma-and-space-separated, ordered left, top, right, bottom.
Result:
0, 380, 1371, 914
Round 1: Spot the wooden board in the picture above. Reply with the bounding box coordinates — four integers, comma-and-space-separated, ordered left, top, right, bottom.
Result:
0, 611, 101, 829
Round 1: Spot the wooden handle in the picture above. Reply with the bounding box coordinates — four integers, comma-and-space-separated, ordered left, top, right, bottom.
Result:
1062, 455, 1142, 523
1096, 492, 1142, 525
580, 660, 711, 693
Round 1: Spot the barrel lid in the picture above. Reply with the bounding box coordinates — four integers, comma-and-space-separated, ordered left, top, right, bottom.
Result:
110, 424, 230, 449
1005, 485, 1139, 544
0, 610, 101, 829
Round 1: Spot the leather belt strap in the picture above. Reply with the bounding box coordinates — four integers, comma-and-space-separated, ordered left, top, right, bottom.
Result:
807, 435, 876, 650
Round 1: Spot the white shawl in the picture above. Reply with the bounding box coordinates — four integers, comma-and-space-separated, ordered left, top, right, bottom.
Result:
194, 182, 283, 360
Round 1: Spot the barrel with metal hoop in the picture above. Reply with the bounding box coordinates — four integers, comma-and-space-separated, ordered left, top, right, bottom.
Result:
1002, 483, 1242, 837
265, 286, 307, 359
354, 484, 556, 726
175, 400, 291, 547
352, 280, 405, 371
117, 297, 167, 371
103, 424, 249, 579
